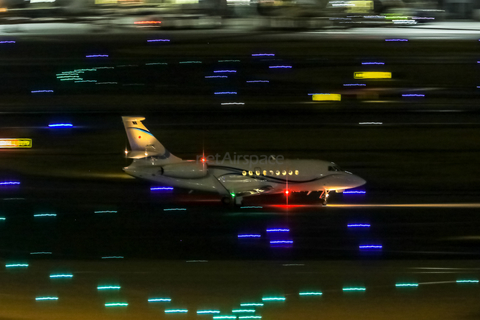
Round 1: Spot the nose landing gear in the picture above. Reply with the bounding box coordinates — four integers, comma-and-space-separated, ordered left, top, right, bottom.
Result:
320, 189, 330, 206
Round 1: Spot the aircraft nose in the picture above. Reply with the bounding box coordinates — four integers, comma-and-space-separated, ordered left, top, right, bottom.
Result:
351, 175, 366, 188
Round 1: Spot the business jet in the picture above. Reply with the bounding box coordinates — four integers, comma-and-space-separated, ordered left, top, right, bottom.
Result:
122, 116, 366, 206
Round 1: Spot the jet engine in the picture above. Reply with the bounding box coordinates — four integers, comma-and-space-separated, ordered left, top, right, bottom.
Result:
160, 162, 208, 179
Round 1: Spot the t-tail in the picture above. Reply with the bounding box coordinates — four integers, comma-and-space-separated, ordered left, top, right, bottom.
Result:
122, 116, 182, 163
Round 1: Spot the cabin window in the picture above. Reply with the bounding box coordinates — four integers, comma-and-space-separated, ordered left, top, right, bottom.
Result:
282, 170, 286, 175
270, 170, 274, 175
288, 170, 293, 175
242, 171, 247, 176
263, 170, 267, 176
255, 170, 260, 176
276, 170, 280, 176
249, 171, 253, 176
295, 170, 299, 175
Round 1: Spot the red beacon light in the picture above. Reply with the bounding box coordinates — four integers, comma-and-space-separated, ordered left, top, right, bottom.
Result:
285, 190, 290, 195
201, 157, 206, 163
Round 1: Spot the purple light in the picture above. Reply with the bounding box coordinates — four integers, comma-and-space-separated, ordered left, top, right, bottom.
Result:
147, 39, 170, 42
269, 66, 292, 69
0, 181, 20, 185
246, 80, 269, 83
151, 187, 173, 191
0, 41, 15, 44
270, 240, 293, 244
31, 90, 53, 93
385, 39, 408, 42
402, 94, 425, 97
49, 123, 73, 128
362, 62, 384, 65
343, 190, 366, 194
266, 228, 290, 232
347, 224, 370, 228
205, 76, 228, 79
252, 53, 275, 57
86, 55, 108, 58
214, 70, 236, 73
343, 84, 366, 86
238, 234, 261, 238
359, 245, 382, 249
214, 92, 237, 95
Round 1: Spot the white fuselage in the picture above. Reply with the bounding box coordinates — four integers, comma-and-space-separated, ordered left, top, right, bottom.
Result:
123, 158, 366, 197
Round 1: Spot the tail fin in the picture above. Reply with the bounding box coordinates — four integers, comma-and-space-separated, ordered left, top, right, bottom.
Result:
122, 116, 182, 163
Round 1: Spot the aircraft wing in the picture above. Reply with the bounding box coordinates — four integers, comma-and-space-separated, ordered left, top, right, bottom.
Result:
211, 173, 275, 197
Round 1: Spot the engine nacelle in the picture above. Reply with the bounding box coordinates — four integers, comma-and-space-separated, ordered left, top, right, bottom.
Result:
161, 162, 208, 179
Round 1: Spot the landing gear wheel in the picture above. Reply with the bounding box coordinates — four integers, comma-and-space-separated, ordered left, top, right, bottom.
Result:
221, 196, 231, 205
320, 189, 330, 206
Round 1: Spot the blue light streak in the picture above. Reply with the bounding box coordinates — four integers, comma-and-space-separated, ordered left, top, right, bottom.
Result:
50, 273, 73, 278
0, 181, 20, 185
238, 234, 261, 238
5, 263, 28, 268
165, 309, 188, 313
34, 214, 56, 217
262, 297, 285, 301
36, 296, 58, 301
362, 62, 384, 65
232, 309, 255, 313
30, 252, 52, 255
0, 41, 15, 44
151, 187, 174, 191
395, 283, 418, 287
179, 61, 202, 64
252, 53, 274, 56
164, 208, 187, 211
86, 54, 108, 58
214, 317, 237, 320
359, 245, 382, 249
148, 298, 172, 302
343, 287, 366, 291
147, 39, 170, 42
214, 92, 237, 95
105, 302, 128, 307
101, 256, 123, 259
269, 66, 292, 69
343, 190, 366, 194
49, 123, 73, 128
266, 228, 289, 232
97, 285, 121, 290
385, 39, 408, 42
240, 303, 263, 307
299, 292, 323, 296
456, 279, 479, 283
246, 80, 269, 83
347, 224, 370, 228
197, 310, 221, 314
206, 76, 228, 79
95, 211, 117, 214
240, 206, 263, 209
214, 70, 236, 73
0, 217, 6, 220
31, 90, 53, 93
402, 94, 425, 97
270, 240, 293, 244
343, 84, 366, 86
238, 317, 261, 319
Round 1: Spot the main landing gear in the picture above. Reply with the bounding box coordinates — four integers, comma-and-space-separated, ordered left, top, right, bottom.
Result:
320, 189, 330, 206
221, 195, 243, 208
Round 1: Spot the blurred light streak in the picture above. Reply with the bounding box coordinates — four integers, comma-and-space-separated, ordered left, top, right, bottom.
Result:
95, 211, 117, 213
135, 20, 161, 24
105, 303, 128, 307
149, 298, 171, 302
262, 297, 285, 301
343, 190, 366, 194
456, 279, 479, 283
50, 274, 73, 278
270, 240, 293, 244
344, 83, 366, 86
214, 92, 237, 95
214, 70, 236, 73
266, 228, 289, 232
206, 76, 228, 78
31, 90, 53, 93
36, 297, 58, 301
395, 283, 418, 287
214, 317, 237, 320
240, 303, 263, 307
238, 317, 261, 319
362, 62, 384, 65
269, 66, 291, 69
0, 138, 31, 148
30, 252, 52, 255
252, 54, 274, 56
179, 61, 202, 64
101, 256, 123, 259
359, 245, 382, 249
75, 80, 97, 83
402, 94, 425, 97
354, 72, 391, 79
246, 80, 269, 83
342, 287, 366, 291
96, 82, 117, 85
186, 260, 208, 263
197, 310, 220, 314
49, 123, 73, 128
147, 39, 170, 42
347, 224, 370, 228
97, 285, 121, 290
359, 122, 382, 125
240, 206, 262, 209
165, 309, 188, 313
164, 208, 186, 211
232, 309, 255, 313
0, 41, 15, 44
385, 39, 408, 41
5, 263, 28, 268
34, 213, 56, 217
0, 217, 5, 220
312, 94, 341, 101
221, 102, 244, 105
238, 234, 261, 238
151, 187, 174, 191
86, 55, 108, 58
299, 292, 322, 296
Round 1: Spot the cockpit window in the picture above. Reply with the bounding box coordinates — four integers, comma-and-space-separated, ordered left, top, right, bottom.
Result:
328, 166, 342, 172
